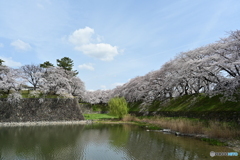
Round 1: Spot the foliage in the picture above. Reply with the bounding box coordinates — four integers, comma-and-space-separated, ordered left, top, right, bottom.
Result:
91, 104, 108, 112
56, 57, 78, 75
0, 59, 4, 66
108, 97, 128, 119
40, 61, 54, 68
57, 57, 73, 71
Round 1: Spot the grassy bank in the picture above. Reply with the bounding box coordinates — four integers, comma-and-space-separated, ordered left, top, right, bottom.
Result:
83, 112, 240, 149
83, 93, 240, 140
128, 94, 240, 112
83, 113, 118, 120
123, 115, 240, 139
84, 112, 240, 140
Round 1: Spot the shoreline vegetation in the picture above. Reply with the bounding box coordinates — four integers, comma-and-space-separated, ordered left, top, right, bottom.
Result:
85, 113, 240, 152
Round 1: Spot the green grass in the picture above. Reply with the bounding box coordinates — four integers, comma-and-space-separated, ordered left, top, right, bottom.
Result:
128, 101, 143, 112
142, 94, 240, 112
83, 113, 118, 120
80, 94, 240, 112
20, 90, 29, 98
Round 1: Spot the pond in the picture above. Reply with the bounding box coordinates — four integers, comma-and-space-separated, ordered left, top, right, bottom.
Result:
0, 124, 238, 160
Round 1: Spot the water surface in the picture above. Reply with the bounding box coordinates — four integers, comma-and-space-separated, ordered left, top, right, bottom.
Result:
0, 124, 238, 160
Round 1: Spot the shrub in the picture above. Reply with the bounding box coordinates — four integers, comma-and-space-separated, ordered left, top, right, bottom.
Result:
108, 97, 128, 119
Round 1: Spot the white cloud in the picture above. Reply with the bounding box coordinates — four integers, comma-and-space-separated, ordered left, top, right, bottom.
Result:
0, 56, 22, 67
0, 43, 4, 48
68, 27, 119, 61
78, 63, 95, 71
11, 39, 31, 51
75, 43, 118, 61
69, 27, 94, 45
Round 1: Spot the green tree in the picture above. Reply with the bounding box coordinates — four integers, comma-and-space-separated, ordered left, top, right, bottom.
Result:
40, 61, 54, 68
0, 59, 4, 66
56, 57, 78, 75
108, 97, 128, 119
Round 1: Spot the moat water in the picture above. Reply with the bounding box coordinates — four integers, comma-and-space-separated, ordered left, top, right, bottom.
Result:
0, 124, 238, 160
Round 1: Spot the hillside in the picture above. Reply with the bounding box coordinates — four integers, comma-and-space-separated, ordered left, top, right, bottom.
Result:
128, 94, 240, 112
127, 94, 240, 123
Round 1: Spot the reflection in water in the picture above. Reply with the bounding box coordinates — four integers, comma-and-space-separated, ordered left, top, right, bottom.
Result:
0, 124, 238, 160
0, 125, 84, 160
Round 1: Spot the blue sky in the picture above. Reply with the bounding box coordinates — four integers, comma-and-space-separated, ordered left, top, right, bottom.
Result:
0, 0, 240, 90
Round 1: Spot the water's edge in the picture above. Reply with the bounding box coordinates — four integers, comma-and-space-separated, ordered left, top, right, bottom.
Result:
0, 120, 92, 127
1, 120, 239, 153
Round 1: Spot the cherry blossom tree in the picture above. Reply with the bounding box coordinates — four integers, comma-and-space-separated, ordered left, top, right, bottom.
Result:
69, 76, 85, 97
39, 67, 72, 94
0, 66, 24, 93
20, 64, 44, 90
38, 67, 85, 98
83, 89, 112, 104
106, 30, 240, 104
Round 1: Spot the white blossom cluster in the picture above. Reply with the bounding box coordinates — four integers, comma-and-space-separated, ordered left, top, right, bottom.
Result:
28, 90, 40, 98
82, 90, 112, 104
0, 66, 23, 92
56, 88, 74, 99
7, 92, 22, 104
84, 30, 240, 104
0, 65, 85, 99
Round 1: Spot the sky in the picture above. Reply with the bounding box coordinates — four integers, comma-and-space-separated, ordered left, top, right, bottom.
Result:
0, 0, 240, 91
